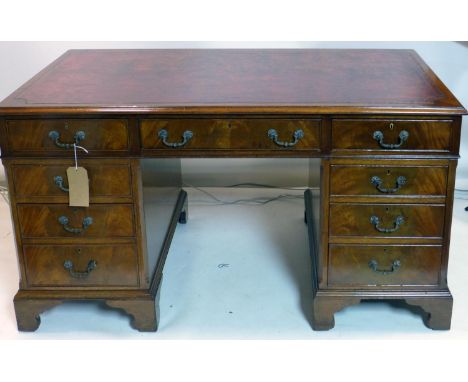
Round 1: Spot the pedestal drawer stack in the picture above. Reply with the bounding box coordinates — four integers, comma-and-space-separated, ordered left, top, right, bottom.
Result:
328, 158, 448, 288
310, 117, 460, 330
11, 160, 144, 288
2, 118, 152, 330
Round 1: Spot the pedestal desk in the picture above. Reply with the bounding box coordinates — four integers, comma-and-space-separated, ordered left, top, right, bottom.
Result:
0, 49, 466, 331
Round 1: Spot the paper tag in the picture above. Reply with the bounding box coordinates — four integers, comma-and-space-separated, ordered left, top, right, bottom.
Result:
66, 167, 89, 207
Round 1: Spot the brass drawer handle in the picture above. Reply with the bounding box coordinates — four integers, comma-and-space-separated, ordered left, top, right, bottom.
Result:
370, 215, 404, 233
63, 260, 97, 279
48, 130, 86, 149
368, 259, 401, 275
372, 130, 409, 149
370, 175, 407, 194
58, 216, 93, 234
158, 129, 193, 148
268, 129, 304, 147
54, 176, 69, 192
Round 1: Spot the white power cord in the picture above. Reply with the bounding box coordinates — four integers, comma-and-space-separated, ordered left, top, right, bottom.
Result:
0, 185, 8, 204
183, 182, 312, 206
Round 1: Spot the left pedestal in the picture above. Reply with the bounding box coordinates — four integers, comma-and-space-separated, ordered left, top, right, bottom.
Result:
1, 120, 186, 332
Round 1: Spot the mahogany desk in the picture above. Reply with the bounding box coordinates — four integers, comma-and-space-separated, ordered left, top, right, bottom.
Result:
0, 49, 466, 331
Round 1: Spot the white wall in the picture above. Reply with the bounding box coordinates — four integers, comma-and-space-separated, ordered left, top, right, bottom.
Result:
1, 41, 467, 188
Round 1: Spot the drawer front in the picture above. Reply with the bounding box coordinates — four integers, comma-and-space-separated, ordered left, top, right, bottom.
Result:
140, 119, 321, 151
329, 204, 445, 238
6, 119, 129, 153
11, 161, 132, 201
330, 165, 448, 197
23, 244, 139, 287
17, 204, 135, 239
331, 119, 452, 152
328, 245, 442, 287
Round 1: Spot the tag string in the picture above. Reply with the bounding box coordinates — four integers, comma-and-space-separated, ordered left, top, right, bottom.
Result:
73, 144, 89, 170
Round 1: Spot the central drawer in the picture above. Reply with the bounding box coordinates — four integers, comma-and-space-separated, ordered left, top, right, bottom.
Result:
140, 118, 321, 151
329, 203, 445, 239
17, 204, 135, 239
23, 244, 139, 287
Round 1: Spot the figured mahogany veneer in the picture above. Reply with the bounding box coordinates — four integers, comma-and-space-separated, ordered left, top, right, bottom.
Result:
0, 49, 466, 333
328, 245, 442, 288
329, 203, 446, 240
331, 119, 453, 152
10, 159, 133, 203
6, 119, 130, 154
330, 163, 448, 198
17, 204, 135, 239
23, 244, 139, 288
140, 118, 321, 152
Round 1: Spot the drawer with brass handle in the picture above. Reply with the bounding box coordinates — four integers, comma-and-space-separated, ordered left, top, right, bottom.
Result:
9, 160, 133, 203
5, 119, 129, 154
329, 203, 445, 239
140, 118, 321, 152
331, 119, 453, 152
330, 164, 448, 198
17, 204, 135, 239
328, 244, 442, 287
22, 244, 139, 287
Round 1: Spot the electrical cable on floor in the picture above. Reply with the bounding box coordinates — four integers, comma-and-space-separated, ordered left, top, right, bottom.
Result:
227, 182, 315, 191
0, 186, 9, 204
183, 182, 306, 206
454, 189, 468, 200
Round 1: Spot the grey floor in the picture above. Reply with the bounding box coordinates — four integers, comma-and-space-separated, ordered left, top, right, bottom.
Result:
1, 187, 468, 339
